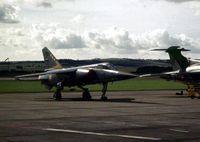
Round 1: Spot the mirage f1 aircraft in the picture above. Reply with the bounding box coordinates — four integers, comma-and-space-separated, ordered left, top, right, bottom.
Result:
152, 46, 200, 99
16, 47, 137, 100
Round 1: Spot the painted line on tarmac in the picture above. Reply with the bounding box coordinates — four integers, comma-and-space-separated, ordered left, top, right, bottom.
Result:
169, 129, 189, 133
43, 128, 162, 141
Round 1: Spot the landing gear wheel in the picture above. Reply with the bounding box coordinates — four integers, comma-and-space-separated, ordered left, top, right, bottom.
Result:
82, 90, 92, 101
78, 86, 92, 101
190, 95, 195, 99
53, 91, 62, 100
176, 91, 183, 95
101, 96, 108, 101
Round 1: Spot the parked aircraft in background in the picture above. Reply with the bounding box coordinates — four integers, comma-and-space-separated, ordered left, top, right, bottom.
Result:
151, 46, 200, 99
16, 47, 137, 100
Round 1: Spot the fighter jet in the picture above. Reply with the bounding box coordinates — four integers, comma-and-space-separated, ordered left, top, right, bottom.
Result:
151, 46, 200, 99
16, 47, 137, 100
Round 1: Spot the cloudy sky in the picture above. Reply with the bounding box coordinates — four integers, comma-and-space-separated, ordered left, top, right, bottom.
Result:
0, 0, 200, 61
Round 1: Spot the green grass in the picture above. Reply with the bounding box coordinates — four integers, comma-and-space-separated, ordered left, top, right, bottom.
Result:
0, 80, 47, 93
0, 77, 186, 93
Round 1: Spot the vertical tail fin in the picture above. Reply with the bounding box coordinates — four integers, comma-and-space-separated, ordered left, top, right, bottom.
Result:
152, 46, 190, 71
42, 47, 63, 70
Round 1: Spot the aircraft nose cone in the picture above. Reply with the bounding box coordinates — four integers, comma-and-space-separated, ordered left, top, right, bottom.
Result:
117, 72, 137, 80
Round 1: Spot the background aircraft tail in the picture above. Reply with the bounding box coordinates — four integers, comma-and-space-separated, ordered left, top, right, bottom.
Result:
42, 47, 63, 70
152, 46, 190, 72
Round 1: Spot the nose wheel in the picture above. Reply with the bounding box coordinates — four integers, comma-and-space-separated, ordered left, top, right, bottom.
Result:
101, 82, 108, 101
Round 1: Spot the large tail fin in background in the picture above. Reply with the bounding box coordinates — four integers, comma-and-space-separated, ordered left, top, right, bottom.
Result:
152, 46, 190, 72
42, 47, 63, 70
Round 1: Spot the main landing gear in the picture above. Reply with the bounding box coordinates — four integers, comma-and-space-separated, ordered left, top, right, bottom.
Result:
53, 82, 63, 101
53, 88, 62, 100
78, 86, 92, 101
101, 82, 108, 101
78, 82, 108, 101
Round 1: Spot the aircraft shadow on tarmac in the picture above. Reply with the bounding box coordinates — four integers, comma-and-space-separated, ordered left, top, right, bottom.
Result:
161, 95, 189, 98
35, 97, 161, 104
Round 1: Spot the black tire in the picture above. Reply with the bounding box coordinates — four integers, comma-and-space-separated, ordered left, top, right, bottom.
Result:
53, 92, 62, 100
101, 96, 108, 101
82, 91, 91, 101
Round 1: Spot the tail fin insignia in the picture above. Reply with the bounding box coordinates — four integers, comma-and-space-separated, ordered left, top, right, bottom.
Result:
42, 47, 63, 70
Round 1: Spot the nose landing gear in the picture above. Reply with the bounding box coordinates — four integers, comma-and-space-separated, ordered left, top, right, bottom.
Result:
101, 82, 108, 101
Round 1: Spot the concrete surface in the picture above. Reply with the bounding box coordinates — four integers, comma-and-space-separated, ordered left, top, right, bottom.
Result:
0, 91, 200, 142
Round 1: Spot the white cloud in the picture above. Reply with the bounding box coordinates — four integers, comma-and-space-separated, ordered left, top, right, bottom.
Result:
71, 15, 85, 24
153, 0, 200, 16
0, 0, 199, 61
165, 0, 200, 3
1, 23, 200, 60
47, 34, 86, 49
31, 24, 86, 49
86, 27, 138, 54
36, 2, 52, 8
187, 2, 200, 16
6, 27, 25, 36
2, 0, 74, 8
28, 25, 200, 59
0, 3, 20, 23
151, 0, 200, 3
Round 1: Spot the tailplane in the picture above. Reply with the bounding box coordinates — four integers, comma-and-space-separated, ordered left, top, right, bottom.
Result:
152, 46, 190, 71
42, 47, 63, 70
